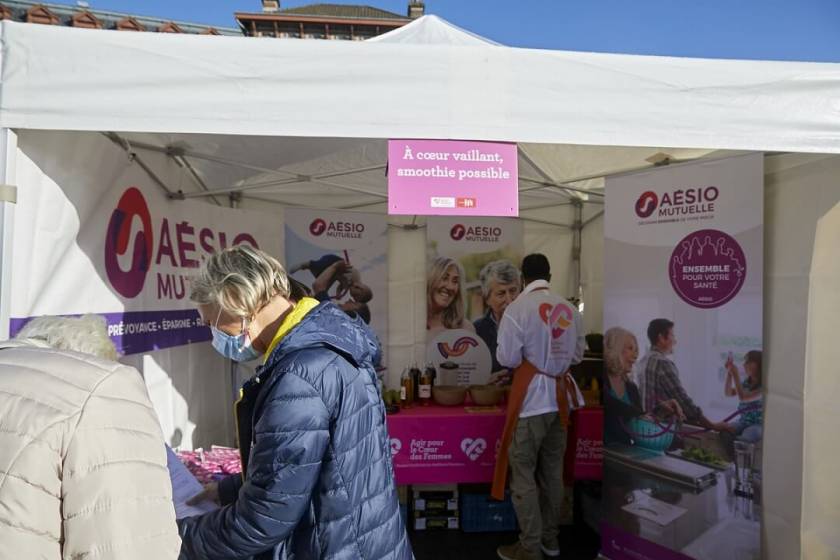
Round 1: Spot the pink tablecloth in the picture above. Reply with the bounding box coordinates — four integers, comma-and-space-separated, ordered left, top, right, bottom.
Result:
385, 404, 506, 485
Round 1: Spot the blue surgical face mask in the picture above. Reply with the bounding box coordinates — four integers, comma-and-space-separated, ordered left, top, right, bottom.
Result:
210, 314, 261, 362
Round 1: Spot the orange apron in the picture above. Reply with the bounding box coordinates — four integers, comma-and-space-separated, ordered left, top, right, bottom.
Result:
491, 360, 580, 500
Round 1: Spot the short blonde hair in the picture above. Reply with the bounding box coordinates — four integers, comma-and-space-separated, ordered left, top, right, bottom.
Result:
190, 245, 290, 318
427, 256, 466, 330
604, 326, 637, 379
16, 314, 117, 360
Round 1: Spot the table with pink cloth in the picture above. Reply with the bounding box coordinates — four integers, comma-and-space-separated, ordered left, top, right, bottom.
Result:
175, 406, 508, 487
386, 404, 506, 485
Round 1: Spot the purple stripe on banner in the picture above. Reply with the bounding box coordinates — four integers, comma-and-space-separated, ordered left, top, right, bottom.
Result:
10, 310, 211, 355
600, 523, 694, 560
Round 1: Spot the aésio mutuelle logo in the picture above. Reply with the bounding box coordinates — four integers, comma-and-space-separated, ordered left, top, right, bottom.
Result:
449, 223, 501, 243
635, 191, 659, 218
309, 218, 365, 239
634, 186, 719, 222
105, 187, 258, 300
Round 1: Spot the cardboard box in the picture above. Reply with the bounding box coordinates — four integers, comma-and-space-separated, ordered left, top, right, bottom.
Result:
411, 484, 458, 501
413, 514, 459, 530
414, 497, 458, 512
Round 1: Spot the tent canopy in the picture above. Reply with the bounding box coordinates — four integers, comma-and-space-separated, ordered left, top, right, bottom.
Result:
369, 14, 501, 45
1, 18, 838, 153
3, 15, 836, 221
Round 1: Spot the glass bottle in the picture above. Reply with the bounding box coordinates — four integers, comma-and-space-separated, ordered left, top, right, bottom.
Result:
400, 367, 414, 409
419, 364, 434, 406
425, 362, 437, 387
409, 363, 422, 401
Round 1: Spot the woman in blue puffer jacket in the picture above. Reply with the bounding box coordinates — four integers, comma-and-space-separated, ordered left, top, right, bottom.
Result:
178, 245, 413, 560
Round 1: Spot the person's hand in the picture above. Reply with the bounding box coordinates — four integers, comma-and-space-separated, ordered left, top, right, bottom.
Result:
658, 399, 686, 422
331, 261, 351, 274
712, 422, 736, 434
186, 482, 220, 506
725, 354, 738, 376
487, 369, 512, 386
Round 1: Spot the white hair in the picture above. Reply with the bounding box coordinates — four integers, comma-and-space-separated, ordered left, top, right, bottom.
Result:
604, 326, 636, 379
190, 245, 291, 318
16, 315, 117, 361
478, 260, 521, 299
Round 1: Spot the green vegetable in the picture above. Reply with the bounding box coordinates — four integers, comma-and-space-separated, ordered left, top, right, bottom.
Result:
682, 447, 727, 466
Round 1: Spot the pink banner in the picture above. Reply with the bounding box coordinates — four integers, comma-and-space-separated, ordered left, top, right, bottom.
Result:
564, 407, 604, 484
387, 139, 519, 216
386, 405, 506, 485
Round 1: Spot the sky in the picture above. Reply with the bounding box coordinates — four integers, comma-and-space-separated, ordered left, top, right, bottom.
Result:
45, 0, 840, 62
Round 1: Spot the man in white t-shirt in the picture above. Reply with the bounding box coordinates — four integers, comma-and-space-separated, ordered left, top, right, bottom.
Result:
495, 254, 585, 560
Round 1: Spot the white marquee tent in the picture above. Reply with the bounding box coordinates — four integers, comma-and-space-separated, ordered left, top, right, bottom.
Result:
1, 16, 838, 559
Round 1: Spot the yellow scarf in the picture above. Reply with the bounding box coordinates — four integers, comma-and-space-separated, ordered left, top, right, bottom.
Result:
263, 297, 320, 363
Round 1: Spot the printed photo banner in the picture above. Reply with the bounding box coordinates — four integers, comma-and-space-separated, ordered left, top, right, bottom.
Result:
284, 208, 388, 359
10, 156, 283, 355
426, 216, 524, 380
602, 154, 764, 560
388, 139, 519, 216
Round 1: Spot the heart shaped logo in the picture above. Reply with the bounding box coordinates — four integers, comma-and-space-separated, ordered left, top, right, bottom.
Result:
460, 437, 487, 461
390, 438, 402, 456
538, 303, 574, 339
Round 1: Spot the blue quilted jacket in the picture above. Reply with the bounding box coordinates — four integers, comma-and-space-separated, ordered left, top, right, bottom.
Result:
178, 302, 413, 560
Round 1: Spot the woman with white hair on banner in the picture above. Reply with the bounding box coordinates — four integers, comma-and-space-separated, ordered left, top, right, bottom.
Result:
475, 259, 522, 383
0, 314, 181, 560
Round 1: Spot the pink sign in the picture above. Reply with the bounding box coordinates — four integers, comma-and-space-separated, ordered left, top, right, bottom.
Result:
564, 407, 603, 485
387, 139, 519, 216
386, 405, 506, 485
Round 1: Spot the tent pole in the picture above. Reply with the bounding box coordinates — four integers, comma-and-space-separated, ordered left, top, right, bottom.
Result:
520, 201, 574, 211
582, 210, 604, 229
180, 169, 389, 200
174, 155, 384, 185
338, 199, 388, 210
519, 176, 604, 198
228, 192, 241, 420
108, 135, 390, 199
571, 199, 583, 300
104, 133, 175, 197
240, 195, 304, 207
103, 134, 300, 181
0, 129, 17, 340
520, 216, 573, 229
180, 176, 305, 199
518, 146, 580, 201
174, 155, 223, 207
308, 178, 388, 199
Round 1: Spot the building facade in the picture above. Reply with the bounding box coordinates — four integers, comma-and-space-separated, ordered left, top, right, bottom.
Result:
236, 1, 425, 40
0, 1, 240, 35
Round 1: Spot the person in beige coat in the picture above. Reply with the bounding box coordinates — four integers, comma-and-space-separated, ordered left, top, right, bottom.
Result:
0, 315, 181, 560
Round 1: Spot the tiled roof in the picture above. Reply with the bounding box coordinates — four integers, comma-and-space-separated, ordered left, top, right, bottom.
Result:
277, 4, 407, 20
1, 0, 242, 35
